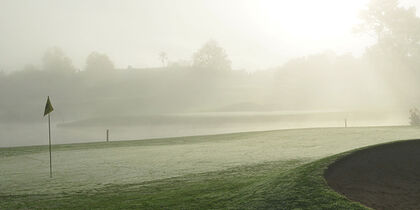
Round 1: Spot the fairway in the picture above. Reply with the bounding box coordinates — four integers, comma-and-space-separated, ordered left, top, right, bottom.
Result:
2, 126, 420, 208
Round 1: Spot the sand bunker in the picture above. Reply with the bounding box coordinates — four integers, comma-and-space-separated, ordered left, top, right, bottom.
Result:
325, 140, 420, 210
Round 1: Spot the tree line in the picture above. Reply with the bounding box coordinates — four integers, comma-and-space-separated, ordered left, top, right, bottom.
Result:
1, 0, 420, 124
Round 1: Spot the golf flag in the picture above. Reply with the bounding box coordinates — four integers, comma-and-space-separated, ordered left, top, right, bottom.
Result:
44, 96, 54, 116
44, 96, 54, 177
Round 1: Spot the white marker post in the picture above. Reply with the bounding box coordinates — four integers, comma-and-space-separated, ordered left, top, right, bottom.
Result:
106, 129, 109, 142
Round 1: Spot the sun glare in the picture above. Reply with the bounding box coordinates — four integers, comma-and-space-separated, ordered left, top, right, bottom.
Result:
255, 0, 368, 39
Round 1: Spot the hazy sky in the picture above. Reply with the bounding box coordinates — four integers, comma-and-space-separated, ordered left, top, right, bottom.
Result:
1, 0, 419, 72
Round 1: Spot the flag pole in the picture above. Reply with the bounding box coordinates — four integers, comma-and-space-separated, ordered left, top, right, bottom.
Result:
44, 96, 54, 178
48, 113, 52, 178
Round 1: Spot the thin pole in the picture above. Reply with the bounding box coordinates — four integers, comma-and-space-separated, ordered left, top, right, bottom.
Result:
106, 129, 109, 142
48, 113, 52, 178
344, 118, 347, 128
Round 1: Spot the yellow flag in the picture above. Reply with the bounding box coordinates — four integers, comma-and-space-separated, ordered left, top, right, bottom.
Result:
44, 96, 54, 116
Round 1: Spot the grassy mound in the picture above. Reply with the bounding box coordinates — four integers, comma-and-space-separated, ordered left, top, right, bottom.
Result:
1, 154, 368, 209
325, 139, 420, 210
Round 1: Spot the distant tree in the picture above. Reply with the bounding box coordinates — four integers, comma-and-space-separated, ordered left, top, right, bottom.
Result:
168, 59, 191, 68
356, 0, 420, 59
159, 52, 168, 67
409, 108, 420, 125
356, 0, 398, 41
192, 40, 231, 71
0, 70, 4, 89
22, 64, 40, 72
356, 0, 420, 103
85, 52, 115, 73
42, 47, 75, 73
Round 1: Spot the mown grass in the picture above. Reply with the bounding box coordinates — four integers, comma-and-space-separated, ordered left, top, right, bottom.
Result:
0, 131, 271, 158
0, 154, 367, 209
6, 127, 412, 209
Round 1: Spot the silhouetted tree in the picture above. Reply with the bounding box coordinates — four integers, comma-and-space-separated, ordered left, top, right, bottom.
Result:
356, 0, 420, 104
356, 0, 398, 41
168, 59, 191, 68
0, 70, 5, 93
22, 64, 40, 72
85, 52, 115, 73
192, 40, 231, 71
410, 108, 420, 125
159, 52, 168, 67
357, 0, 420, 59
0, 70, 5, 80
42, 47, 75, 73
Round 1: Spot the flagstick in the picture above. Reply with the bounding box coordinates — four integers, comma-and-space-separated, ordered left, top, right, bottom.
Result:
48, 113, 52, 178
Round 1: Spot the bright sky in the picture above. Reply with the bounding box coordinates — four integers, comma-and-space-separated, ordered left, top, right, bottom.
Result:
0, 0, 419, 72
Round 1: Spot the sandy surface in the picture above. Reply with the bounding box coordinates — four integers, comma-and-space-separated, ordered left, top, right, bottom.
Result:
325, 140, 420, 210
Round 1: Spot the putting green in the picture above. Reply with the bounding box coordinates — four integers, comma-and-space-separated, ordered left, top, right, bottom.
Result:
2, 126, 420, 209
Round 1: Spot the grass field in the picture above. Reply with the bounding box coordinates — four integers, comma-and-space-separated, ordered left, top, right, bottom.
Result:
2, 126, 420, 209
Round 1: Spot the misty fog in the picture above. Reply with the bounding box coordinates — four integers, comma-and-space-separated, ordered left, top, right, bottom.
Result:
1, 0, 420, 147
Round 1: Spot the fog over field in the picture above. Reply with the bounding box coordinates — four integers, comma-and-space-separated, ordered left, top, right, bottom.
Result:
2, 0, 420, 147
